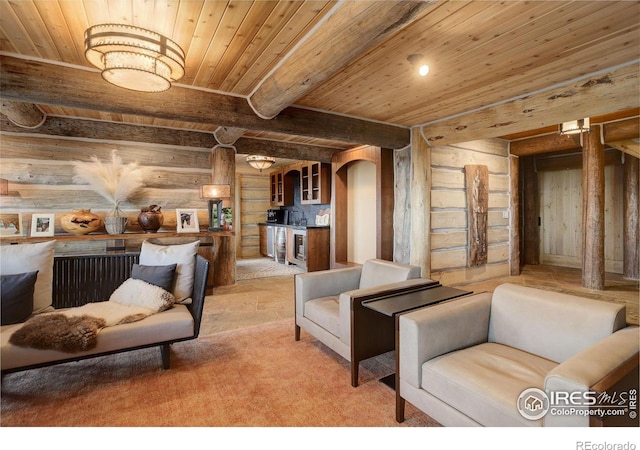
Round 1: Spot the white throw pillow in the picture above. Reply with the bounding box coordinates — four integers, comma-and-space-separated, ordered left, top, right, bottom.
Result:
0, 240, 55, 313
139, 240, 199, 301
109, 278, 175, 312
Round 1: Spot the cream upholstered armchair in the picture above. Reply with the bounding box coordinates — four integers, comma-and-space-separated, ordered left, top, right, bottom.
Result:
295, 259, 432, 386
398, 283, 639, 427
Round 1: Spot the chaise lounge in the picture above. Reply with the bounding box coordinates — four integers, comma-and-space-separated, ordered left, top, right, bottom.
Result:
1, 240, 210, 374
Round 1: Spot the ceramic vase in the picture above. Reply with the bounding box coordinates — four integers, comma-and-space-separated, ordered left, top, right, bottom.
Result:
138, 205, 164, 233
60, 209, 102, 235
104, 204, 127, 235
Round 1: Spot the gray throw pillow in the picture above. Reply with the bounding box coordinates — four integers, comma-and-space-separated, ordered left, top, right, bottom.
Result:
131, 263, 177, 293
1, 271, 39, 325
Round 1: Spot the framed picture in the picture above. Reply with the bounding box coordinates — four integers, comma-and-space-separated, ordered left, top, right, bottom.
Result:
31, 213, 55, 237
176, 209, 199, 233
221, 207, 233, 231
0, 212, 23, 236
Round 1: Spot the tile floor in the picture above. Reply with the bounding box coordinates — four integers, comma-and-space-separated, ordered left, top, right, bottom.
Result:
201, 264, 639, 336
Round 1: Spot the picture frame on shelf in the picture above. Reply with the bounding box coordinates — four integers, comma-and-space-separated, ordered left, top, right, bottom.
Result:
0, 212, 23, 236
221, 207, 233, 231
31, 213, 55, 237
176, 209, 199, 233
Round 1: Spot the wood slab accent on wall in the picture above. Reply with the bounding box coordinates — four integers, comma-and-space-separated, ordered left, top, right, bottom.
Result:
465, 165, 489, 267
393, 146, 411, 264
410, 129, 430, 277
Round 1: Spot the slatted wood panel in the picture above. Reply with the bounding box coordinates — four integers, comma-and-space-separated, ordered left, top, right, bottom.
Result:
429, 139, 510, 282
539, 165, 624, 273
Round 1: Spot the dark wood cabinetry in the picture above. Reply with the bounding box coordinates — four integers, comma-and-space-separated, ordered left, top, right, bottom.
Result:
287, 227, 330, 271
270, 160, 330, 207
259, 224, 329, 272
270, 170, 294, 206
301, 161, 331, 204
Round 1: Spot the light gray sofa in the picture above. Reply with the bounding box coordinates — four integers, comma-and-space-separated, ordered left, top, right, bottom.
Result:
398, 283, 639, 427
295, 258, 432, 386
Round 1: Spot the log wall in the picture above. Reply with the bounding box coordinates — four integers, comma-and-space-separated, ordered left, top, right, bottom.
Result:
236, 169, 270, 259
428, 138, 511, 285
0, 132, 213, 236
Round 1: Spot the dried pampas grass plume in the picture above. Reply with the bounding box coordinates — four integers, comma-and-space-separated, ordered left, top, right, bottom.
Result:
72, 150, 147, 209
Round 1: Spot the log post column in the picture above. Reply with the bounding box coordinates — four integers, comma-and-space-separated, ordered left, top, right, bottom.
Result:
410, 128, 431, 278
211, 145, 236, 286
623, 155, 639, 280
582, 125, 605, 290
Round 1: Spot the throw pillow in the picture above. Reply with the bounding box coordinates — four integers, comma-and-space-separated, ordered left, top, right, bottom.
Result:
0, 240, 55, 313
131, 263, 177, 293
139, 240, 199, 302
0, 271, 38, 325
109, 278, 175, 312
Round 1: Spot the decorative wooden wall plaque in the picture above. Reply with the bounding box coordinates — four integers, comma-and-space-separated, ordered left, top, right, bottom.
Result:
465, 165, 488, 266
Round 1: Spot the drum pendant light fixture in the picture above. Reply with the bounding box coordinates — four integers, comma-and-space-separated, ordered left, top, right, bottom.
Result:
246, 155, 276, 172
84, 24, 185, 92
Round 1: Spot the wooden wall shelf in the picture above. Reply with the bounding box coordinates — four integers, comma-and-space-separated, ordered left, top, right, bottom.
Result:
0, 230, 233, 244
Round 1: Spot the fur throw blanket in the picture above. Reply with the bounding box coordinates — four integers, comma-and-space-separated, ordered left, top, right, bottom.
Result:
9, 278, 175, 353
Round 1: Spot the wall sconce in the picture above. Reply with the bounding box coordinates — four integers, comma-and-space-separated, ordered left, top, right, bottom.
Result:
84, 24, 185, 92
200, 184, 231, 231
246, 155, 276, 172
558, 118, 590, 135
407, 54, 430, 77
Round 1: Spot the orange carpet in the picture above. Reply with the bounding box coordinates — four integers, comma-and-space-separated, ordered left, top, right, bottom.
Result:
1, 318, 438, 427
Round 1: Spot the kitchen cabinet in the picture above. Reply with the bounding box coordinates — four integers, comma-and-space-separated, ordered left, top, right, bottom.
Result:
286, 226, 330, 272
259, 224, 329, 272
301, 162, 331, 204
259, 224, 268, 257
270, 170, 294, 207
270, 161, 330, 207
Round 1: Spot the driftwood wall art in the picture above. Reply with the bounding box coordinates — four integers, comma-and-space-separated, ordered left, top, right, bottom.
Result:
465, 165, 489, 266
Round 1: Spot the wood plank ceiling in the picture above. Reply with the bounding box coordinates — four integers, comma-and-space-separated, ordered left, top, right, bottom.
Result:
0, 0, 639, 159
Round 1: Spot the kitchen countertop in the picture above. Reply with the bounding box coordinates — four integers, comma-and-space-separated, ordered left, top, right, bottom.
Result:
258, 222, 329, 230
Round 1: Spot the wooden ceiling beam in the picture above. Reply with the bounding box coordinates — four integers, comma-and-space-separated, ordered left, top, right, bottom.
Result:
248, 1, 435, 119
0, 55, 409, 149
234, 137, 340, 164
0, 115, 340, 161
510, 117, 640, 156
0, 116, 218, 148
214, 126, 247, 146
608, 140, 640, 159
421, 63, 640, 146
0, 100, 45, 128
